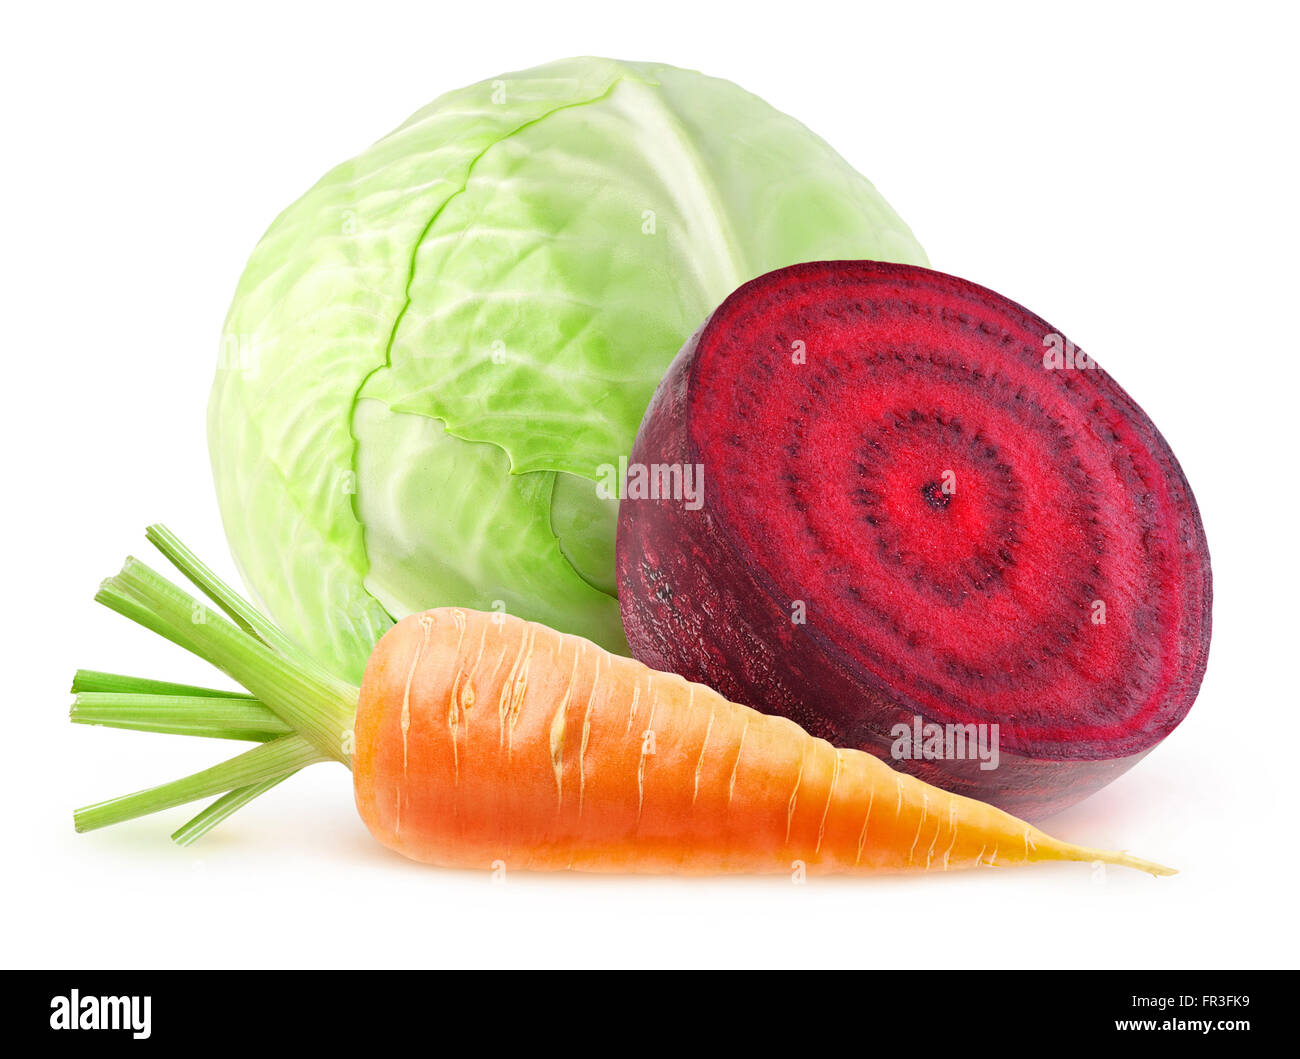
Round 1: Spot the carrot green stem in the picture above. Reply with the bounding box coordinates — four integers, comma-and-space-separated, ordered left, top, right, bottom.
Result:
72, 669, 257, 699
71, 692, 290, 741
72, 526, 364, 841
95, 557, 357, 763
170, 774, 297, 846
74, 734, 325, 832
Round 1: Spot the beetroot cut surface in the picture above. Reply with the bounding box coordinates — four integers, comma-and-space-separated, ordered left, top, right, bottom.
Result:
616, 261, 1211, 819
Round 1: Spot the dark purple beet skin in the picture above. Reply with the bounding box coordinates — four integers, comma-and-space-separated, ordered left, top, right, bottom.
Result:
616, 262, 1211, 821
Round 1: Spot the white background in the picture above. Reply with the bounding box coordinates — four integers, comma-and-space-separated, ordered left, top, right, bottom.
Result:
4, 1, 1297, 969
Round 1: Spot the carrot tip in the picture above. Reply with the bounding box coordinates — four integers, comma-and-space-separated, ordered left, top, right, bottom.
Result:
1099, 850, 1177, 877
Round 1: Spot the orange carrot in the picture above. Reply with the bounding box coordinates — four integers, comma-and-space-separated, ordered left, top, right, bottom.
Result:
354, 610, 1171, 875
75, 527, 1172, 877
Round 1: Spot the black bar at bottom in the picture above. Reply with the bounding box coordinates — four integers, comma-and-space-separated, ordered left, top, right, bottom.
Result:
2, 970, 1288, 1045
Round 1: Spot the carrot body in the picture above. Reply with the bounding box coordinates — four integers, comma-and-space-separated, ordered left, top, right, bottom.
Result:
354, 609, 1170, 876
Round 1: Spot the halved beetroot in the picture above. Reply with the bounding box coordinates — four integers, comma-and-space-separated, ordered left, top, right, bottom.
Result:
616, 261, 1211, 819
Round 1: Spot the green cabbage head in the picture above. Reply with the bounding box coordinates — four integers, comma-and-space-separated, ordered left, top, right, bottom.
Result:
209, 56, 927, 682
